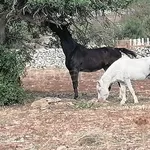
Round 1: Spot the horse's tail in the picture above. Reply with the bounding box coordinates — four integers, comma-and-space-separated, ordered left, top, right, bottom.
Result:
116, 48, 137, 58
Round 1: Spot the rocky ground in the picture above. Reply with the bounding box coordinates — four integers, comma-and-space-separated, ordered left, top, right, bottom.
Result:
0, 92, 150, 150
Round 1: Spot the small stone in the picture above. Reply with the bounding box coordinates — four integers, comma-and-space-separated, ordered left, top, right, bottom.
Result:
45, 97, 61, 103
31, 99, 49, 109
66, 102, 74, 106
56, 145, 67, 150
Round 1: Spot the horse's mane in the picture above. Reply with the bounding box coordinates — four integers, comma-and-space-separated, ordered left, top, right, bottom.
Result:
74, 43, 87, 53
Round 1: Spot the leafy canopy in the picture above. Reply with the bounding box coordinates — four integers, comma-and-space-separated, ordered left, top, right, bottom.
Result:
20, 0, 134, 24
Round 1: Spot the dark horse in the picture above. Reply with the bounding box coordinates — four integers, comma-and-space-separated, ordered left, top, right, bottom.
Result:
45, 22, 136, 99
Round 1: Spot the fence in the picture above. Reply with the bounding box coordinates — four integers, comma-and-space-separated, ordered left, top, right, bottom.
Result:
116, 38, 150, 50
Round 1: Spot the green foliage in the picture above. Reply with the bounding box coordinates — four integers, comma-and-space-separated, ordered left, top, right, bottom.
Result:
23, 0, 135, 27
28, 0, 133, 11
0, 19, 34, 106
117, 0, 150, 39
6, 20, 35, 49
119, 18, 145, 39
0, 83, 26, 106
1, 0, 135, 48
119, 18, 150, 39
0, 45, 30, 106
73, 101, 94, 109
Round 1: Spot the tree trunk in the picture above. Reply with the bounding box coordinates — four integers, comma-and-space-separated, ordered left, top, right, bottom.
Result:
0, 12, 7, 44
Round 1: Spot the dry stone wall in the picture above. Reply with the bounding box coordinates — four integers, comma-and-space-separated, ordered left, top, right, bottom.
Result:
28, 48, 66, 68
28, 47, 150, 69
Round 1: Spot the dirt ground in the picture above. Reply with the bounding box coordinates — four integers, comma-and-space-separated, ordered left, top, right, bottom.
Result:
0, 92, 150, 150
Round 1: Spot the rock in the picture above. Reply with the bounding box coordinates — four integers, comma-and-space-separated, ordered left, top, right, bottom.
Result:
29, 47, 65, 68
31, 99, 49, 109
56, 145, 67, 150
45, 97, 62, 103
136, 47, 150, 58
66, 101, 74, 106
31, 97, 63, 109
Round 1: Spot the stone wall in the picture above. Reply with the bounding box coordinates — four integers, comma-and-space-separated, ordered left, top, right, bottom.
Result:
29, 48, 66, 68
28, 47, 150, 69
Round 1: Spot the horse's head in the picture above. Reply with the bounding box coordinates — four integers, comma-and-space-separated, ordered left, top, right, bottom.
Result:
97, 81, 109, 100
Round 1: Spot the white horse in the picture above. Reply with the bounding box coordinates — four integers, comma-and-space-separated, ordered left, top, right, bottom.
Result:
97, 56, 150, 105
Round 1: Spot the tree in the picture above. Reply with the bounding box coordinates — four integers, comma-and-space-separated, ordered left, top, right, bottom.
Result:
0, 0, 134, 45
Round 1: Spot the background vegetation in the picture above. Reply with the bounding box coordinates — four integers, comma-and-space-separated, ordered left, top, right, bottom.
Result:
117, 0, 150, 39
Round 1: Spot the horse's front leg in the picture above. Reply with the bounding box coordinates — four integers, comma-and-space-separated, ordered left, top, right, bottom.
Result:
126, 79, 139, 104
69, 70, 79, 99
108, 82, 120, 91
104, 66, 120, 91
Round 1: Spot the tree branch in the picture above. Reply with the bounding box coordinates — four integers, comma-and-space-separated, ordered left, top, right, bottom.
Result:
0, 11, 8, 44
15, 0, 28, 10
6, 0, 17, 18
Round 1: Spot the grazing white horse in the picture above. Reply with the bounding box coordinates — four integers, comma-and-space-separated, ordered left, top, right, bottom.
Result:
97, 56, 150, 105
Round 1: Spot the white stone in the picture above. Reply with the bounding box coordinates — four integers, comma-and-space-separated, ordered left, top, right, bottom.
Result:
31, 99, 49, 109
56, 146, 67, 150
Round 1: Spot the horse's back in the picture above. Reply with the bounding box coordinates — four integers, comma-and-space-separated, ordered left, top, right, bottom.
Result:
79, 47, 120, 71
114, 57, 150, 80
104, 57, 148, 75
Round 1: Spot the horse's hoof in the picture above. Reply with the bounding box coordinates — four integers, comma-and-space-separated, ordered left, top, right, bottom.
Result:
119, 96, 122, 99
120, 102, 125, 105
74, 95, 78, 100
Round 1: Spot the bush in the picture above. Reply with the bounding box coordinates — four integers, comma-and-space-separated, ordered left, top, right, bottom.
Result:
118, 17, 146, 39
0, 83, 27, 105
0, 46, 28, 106
116, 0, 150, 39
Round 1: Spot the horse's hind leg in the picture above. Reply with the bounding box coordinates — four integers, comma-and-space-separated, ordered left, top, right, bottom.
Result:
120, 83, 127, 105
126, 79, 139, 104
69, 70, 79, 99
119, 83, 123, 99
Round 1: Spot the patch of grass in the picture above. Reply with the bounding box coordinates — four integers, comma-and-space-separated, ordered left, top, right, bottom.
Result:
73, 101, 98, 109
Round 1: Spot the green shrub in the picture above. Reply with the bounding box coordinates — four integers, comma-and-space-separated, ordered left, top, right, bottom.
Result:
0, 46, 28, 106
116, 0, 150, 39
120, 18, 146, 39
0, 83, 27, 105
